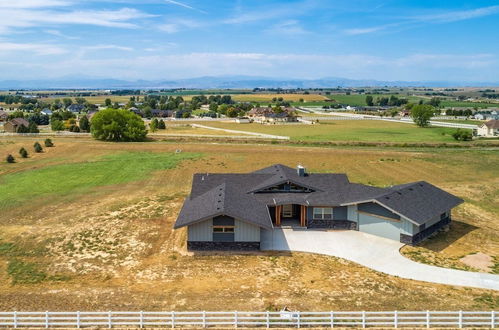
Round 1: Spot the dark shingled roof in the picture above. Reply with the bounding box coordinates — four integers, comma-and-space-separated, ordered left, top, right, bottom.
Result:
9, 118, 29, 127
174, 164, 463, 228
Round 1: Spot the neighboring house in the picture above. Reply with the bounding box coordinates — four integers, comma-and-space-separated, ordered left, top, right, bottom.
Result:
248, 107, 298, 123
4, 118, 29, 133
151, 109, 175, 118
474, 112, 499, 121
476, 120, 499, 137
129, 107, 142, 117
0, 110, 8, 122
41, 108, 53, 116
175, 164, 463, 250
67, 104, 85, 113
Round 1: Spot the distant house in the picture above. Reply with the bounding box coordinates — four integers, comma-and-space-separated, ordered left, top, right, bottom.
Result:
0, 110, 8, 122
4, 118, 29, 133
151, 109, 175, 118
175, 164, 463, 250
41, 108, 53, 116
67, 104, 85, 113
129, 107, 143, 117
476, 120, 499, 137
248, 107, 298, 123
474, 112, 499, 121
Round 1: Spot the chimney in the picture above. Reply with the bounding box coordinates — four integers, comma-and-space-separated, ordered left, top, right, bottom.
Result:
297, 164, 306, 177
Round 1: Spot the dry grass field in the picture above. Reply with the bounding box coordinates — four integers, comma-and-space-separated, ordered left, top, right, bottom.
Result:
0, 138, 497, 311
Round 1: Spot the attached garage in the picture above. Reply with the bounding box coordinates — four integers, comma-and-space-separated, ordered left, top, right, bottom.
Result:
358, 213, 401, 241
357, 202, 402, 241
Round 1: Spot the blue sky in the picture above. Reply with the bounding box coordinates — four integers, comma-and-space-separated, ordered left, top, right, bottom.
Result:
1, 0, 499, 82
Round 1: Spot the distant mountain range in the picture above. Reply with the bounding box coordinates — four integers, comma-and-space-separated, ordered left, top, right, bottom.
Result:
0, 76, 498, 89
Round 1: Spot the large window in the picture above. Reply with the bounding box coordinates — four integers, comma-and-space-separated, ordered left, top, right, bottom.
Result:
213, 226, 235, 233
313, 207, 333, 220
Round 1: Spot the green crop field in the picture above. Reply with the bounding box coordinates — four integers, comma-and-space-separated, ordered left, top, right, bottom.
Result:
200, 120, 474, 143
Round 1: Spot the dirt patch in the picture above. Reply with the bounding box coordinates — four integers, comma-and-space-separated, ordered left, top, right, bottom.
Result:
460, 253, 494, 273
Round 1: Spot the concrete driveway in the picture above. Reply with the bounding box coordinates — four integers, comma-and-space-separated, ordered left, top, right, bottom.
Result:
260, 228, 499, 291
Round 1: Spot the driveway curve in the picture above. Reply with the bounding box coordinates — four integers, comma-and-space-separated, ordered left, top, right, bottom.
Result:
260, 228, 499, 291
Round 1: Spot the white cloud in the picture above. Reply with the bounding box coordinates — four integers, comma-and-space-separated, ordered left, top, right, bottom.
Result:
158, 19, 201, 33
413, 5, 499, 23
0, 0, 71, 8
0, 7, 155, 34
344, 26, 387, 35
267, 20, 308, 35
44, 29, 80, 39
0, 42, 67, 55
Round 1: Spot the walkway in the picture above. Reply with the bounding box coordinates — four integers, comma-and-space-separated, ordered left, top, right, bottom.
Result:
261, 228, 499, 291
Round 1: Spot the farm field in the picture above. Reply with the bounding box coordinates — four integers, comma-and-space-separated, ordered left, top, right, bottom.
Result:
199, 120, 476, 143
0, 138, 497, 311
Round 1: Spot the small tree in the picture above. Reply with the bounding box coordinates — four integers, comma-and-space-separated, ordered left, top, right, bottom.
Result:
158, 119, 166, 129
34, 142, 43, 153
28, 121, 39, 133
79, 115, 91, 132
51, 120, 65, 131
16, 125, 29, 133
365, 95, 374, 106
150, 118, 159, 132
452, 129, 473, 141
19, 147, 28, 158
6, 154, 15, 163
411, 104, 434, 127
44, 138, 54, 147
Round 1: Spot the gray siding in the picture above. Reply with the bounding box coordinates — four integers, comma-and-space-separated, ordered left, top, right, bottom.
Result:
347, 205, 358, 223
400, 217, 415, 235
188, 219, 212, 241
358, 202, 400, 220
333, 206, 348, 220
235, 219, 260, 242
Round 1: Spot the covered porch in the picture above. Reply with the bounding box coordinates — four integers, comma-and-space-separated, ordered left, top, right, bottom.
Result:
270, 204, 307, 227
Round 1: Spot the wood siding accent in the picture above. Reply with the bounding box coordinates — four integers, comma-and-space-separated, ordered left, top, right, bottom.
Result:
300, 205, 307, 227
275, 205, 282, 226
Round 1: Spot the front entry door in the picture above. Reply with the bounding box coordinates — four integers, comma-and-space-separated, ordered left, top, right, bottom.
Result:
282, 204, 293, 218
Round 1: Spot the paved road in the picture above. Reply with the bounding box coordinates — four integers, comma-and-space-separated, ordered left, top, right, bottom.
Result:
261, 228, 499, 291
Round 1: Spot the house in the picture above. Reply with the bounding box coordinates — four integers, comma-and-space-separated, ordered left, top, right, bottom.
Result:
476, 120, 499, 137
151, 109, 175, 118
41, 108, 53, 116
174, 164, 463, 250
248, 107, 298, 123
0, 110, 8, 122
67, 104, 85, 113
474, 112, 499, 121
4, 118, 29, 133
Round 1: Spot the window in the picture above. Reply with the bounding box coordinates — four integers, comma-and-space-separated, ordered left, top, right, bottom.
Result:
213, 226, 235, 233
282, 204, 293, 218
440, 212, 447, 220
313, 207, 333, 220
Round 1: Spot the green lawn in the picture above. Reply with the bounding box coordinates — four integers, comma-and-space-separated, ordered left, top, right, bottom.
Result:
0, 151, 200, 209
325, 94, 423, 106
201, 120, 468, 143
434, 119, 484, 125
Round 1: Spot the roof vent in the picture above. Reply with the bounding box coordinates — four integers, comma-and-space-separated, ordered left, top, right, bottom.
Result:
297, 165, 306, 177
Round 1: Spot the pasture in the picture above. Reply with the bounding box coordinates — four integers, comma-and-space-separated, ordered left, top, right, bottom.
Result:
199, 120, 474, 143
0, 137, 497, 311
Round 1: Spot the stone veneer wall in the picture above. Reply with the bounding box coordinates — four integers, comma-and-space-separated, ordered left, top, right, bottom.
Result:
400, 217, 451, 245
307, 220, 357, 230
188, 241, 260, 251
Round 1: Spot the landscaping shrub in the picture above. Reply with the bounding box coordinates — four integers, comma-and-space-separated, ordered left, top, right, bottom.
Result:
158, 119, 166, 129
6, 154, 15, 163
33, 142, 43, 153
452, 129, 473, 141
19, 148, 28, 158
44, 138, 54, 147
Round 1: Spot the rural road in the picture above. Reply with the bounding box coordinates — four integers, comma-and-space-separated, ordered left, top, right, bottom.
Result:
261, 228, 499, 291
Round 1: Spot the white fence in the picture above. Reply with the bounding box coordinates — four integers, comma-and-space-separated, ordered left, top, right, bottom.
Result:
0, 311, 496, 328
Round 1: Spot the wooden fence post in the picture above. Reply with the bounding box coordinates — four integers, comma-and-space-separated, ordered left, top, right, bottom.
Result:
139, 311, 144, 329
492, 311, 496, 329
13, 311, 17, 329
202, 311, 206, 328
171, 311, 175, 329
394, 311, 398, 328
108, 311, 112, 329
76, 311, 80, 329
426, 310, 430, 328
362, 311, 366, 328
266, 311, 270, 328
45, 311, 49, 329
234, 311, 238, 328
296, 312, 300, 328
330, 311, 334, 328
458, 310, 463, 328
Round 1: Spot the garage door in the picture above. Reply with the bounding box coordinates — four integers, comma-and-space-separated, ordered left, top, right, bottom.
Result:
358, 213, 401, 241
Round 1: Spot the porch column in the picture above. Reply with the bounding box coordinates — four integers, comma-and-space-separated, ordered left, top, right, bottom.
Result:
300, 205, 307, 227
275, 205, 282, 227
